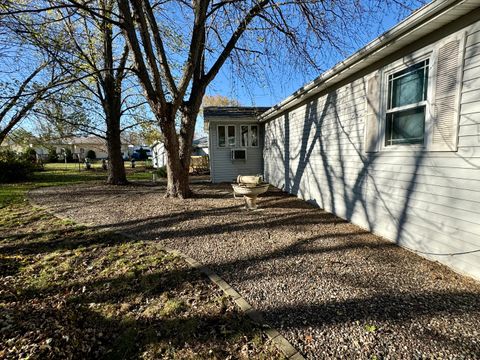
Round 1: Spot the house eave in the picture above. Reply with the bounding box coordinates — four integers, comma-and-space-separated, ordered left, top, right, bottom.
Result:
258, 0, 479, 123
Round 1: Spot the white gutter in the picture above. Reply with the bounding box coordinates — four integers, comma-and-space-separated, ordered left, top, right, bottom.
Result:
258, 0, 469, 122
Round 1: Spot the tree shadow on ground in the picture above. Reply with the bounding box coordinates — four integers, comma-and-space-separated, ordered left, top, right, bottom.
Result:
2, 275, 270, 359
4, 189, 345, 256
20, 182, 480, 357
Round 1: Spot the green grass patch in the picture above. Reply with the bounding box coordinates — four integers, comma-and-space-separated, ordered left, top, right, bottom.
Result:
0, 164, 157, 207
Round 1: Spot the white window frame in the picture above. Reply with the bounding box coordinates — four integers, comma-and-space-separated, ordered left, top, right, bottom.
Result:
239, 124, 259, 148
240, 124, 249, 147
379, 49, 435, 152
217, 125, 236, 148
377, 30, 466, 153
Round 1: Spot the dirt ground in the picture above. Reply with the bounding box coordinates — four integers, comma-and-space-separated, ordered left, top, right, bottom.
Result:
30, 181, 480, 359
0, 199, 283, 359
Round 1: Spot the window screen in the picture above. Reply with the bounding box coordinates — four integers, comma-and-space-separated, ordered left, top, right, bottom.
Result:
386, 59, 429, 146
228, 126, 236, 146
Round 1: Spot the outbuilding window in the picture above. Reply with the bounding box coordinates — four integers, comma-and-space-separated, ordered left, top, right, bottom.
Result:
251, 125, 258, 147
240, 125, 259, 147
241, 125, 249, 146
385, 59, 429, 146
218, 125, 236, 147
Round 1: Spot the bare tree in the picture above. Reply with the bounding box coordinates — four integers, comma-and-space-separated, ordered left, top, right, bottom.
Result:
114, 0, 424, 198
1, 1, 146, 184
57, 0, 133, 184
0, 54, 69, 145
1, 0, 425, 196
0, 63, 46, 144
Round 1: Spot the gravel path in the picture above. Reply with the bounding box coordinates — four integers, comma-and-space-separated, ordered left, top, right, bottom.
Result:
30, 182, 480, 359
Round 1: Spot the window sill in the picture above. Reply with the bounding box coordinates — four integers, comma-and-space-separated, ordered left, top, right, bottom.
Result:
381, 144, 425, 152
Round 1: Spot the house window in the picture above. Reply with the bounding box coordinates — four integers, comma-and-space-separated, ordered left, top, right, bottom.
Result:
239, 125, 259, 147
241, 125, 249, 147
218, 125, 236, 147
250, 125, 258, 147
385, 59, 429, 146
227, 125, 235, 146
218, 126, 226, 147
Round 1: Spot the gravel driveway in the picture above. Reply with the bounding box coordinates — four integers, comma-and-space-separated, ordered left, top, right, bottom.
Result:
30, 181, 480, 359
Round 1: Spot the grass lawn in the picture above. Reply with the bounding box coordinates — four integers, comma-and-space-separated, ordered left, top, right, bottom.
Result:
0, 169, 281, 359
0, 163, 155, 207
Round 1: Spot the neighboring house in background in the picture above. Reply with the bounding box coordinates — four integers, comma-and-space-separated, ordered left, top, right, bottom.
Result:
204, 107, 269, 183
0, 137, 26, 154
207, 0, 480, 281
192, 136, 209, 156
1, 135, 132, 160
151, 136, 211, 169
51, 136, 132, 160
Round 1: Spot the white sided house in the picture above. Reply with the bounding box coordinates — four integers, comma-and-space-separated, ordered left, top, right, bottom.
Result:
151, 141, 166, 168
207, 0, 480, 280
260, 0, 480, 281
204, 107, 269, 183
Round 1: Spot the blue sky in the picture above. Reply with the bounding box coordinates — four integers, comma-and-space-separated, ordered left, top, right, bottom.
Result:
205, 7, 420, 108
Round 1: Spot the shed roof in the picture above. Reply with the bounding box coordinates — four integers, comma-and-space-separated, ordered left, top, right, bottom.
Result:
204, 106, 270, 118
204, 106, 270, 131
259, 0, 480, 122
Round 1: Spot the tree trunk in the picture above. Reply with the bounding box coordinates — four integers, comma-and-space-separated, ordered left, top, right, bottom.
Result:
105, 113, 128, 185
159, 102, 202, 198
0, 129, 9, 146
162, 114, 192, 198
166, 159, 191, 198
101, 4, 128, 186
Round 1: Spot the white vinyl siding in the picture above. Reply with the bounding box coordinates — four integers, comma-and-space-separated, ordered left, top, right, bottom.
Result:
263, 21, 480, 280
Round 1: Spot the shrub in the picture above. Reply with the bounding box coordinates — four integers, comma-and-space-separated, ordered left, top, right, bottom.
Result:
156, 166, 167, 178
86, 150, 96, 160
24, 148, 37, 163
0, 150, 39, 183
47, 148, 59, 163
64, 148, 74, 163
144, 159, 153, 169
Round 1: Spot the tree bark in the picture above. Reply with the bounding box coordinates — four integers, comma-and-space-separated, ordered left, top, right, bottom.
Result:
162, 115, 191, 198
165, 159, 191, 198
102, 3, 128, 186
105, 113, 128, 185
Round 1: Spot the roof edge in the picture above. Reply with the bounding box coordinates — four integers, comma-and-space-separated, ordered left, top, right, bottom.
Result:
258, 0, 466, 122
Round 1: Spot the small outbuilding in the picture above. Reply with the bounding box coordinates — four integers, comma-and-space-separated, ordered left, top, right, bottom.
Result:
192, 136, 209, 156
151, 136, 210, 169
151, 141, 166, 168
204, 107, 269, 183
